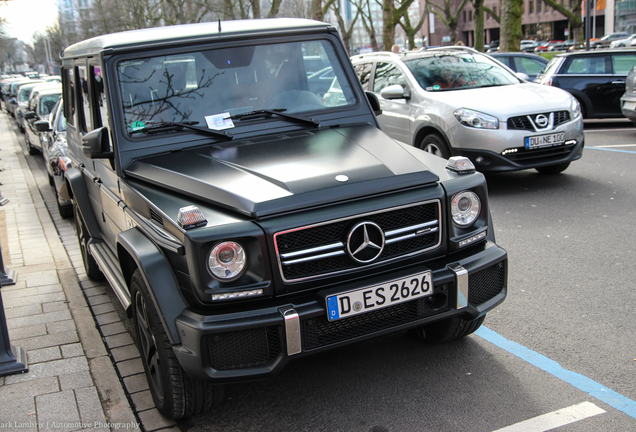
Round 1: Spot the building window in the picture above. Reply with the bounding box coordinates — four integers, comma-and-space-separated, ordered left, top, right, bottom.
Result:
469, 10, 473, 21
529, 0, 534, 13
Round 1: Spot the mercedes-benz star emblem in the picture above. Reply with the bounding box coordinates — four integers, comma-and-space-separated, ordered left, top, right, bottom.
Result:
535, 114, 549, 128
347, 222, 385, 263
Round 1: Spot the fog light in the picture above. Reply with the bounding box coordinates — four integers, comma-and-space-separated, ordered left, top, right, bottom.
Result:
459, 231, 487, 247
211, 289, 263, 301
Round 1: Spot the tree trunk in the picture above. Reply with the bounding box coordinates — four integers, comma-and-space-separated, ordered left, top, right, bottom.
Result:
473, 0, 485, 51
500, 0, 523, 52
382, 0, 395, 51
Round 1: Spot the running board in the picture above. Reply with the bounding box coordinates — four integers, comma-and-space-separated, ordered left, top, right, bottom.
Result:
88, 242, 131, 311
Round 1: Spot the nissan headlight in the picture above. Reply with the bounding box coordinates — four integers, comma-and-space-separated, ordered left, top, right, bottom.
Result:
454, 108, 499, 129
570, 97, 582, 119
451, 191, 481, 226
208, 241, 246, 281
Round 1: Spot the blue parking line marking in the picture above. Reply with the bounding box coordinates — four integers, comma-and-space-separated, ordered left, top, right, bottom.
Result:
476, 326, 636, 420
588, 147, 636, 154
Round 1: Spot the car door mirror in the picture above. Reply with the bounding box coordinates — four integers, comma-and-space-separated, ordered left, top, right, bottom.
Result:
515, 72, 530, 81
366, 91, 382, 116
34, 120, 51, 132
23, 111, 36, 120
82, 126, 113, 159
380, 84, 408, 100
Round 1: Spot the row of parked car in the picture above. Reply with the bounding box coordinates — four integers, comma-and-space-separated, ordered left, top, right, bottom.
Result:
0, 74, 72, 217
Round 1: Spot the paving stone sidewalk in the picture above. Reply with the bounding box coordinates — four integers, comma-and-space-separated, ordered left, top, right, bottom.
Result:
0, 112, 141, 431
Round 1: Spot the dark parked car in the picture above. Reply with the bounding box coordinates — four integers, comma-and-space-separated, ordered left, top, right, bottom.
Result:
535, 48, 636, 118
61, 18, 507, 419
489, 52, 549, 81
38, 98, 72, 218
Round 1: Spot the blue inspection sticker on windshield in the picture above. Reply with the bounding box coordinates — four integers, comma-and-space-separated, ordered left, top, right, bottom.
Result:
205, 113, 235, 130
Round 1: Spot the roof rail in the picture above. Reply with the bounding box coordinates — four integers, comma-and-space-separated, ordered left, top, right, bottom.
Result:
350, 51, 401, 61
426, 46, 479, 53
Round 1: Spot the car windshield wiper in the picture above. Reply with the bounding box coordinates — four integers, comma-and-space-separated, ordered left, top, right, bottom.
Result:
138, 121, 233, 140
231, 109, 320, 127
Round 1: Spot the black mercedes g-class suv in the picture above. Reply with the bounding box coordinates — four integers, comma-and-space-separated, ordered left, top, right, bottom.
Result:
60, 18, 507, 419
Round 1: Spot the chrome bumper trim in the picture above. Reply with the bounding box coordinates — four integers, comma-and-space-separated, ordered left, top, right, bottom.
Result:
449, 263, 468, 309
279, 306, 301, 356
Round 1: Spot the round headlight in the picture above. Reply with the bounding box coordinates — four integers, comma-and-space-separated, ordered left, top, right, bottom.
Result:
451, 191, 481, 226
208, 241, 246, 281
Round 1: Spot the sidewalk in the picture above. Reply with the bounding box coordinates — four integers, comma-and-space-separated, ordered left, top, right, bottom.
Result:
0, 111, 176, 431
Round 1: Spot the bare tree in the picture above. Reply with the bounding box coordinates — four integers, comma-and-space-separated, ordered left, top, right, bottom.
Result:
381, 0, 421, 51
329, 0, 361, 55
541, 0, 584, 43
427, 0, 471, 45
354, 0, 380, 52
398, 8, 427, 50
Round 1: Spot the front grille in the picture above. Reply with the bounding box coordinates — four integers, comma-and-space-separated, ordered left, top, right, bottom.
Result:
303, 283, 450, 350
204, 326, 282, 371
468, 260, 506, 305
275, 201, 441, 282
507, 111, 571, 131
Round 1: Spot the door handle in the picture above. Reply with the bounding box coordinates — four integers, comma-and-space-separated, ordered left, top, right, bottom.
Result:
611, 80, 626, 85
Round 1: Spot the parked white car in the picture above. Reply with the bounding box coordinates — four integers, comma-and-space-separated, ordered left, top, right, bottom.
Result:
351, 48, 585, 174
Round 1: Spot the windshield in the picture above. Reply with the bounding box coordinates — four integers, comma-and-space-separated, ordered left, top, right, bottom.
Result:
117, 40, 357, 135
403, 53, 520, 91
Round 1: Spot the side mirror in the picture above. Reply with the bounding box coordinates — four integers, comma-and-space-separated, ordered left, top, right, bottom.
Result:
82, 126, 113, 159
23, 111, 36, 120
34, 120, 51, 132
380, 84, 408, 100
515, 72, 530, 81
366, 91, 382, 116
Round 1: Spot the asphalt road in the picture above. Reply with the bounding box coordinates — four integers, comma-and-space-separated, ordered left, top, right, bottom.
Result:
19, 116, 636, 432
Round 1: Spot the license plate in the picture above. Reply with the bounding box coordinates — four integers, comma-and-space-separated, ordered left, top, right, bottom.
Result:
624, 101, 636, 110
326, 271, 433, 321
525, 132, 565, 149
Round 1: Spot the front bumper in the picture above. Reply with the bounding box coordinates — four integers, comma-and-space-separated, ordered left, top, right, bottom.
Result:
620, 94, 636, 122
173, 242, 507, 382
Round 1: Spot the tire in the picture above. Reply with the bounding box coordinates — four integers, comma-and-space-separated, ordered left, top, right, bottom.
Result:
131, 269, 224, 419
57, 189, 73, 218
535, 162, 570, 174
419, 133, 451, 159
48, 172, 54, 186
73, 202, 104, 280
410, 315, 485, 344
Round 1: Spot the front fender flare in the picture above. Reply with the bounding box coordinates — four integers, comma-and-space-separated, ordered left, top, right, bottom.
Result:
65, 166, 101, 239
117, 228, 187, 345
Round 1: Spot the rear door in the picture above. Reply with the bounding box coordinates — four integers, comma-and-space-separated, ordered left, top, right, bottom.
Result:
372, 61, 412, 145
558, 54, 613, 117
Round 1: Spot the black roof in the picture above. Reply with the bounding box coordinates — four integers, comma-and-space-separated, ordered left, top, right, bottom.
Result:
61, 18, 333, 59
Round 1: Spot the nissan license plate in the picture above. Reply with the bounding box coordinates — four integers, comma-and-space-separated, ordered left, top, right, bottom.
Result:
525, 132, 565, 149
326, 271, 433, 321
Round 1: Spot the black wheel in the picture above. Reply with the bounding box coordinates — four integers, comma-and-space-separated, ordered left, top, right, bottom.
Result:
73, 202, 104, 280
410, 315, 485, 343
131, 269, 224, 419
419, 133, 451, 159
57, 189, 73, 218
48, 172, 55, 186
535, 162, 570, 174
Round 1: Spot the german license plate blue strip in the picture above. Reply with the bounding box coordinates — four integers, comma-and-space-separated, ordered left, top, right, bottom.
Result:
326, 271, 433, 322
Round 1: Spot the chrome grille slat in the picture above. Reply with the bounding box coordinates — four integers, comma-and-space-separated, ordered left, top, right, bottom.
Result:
274, 201, 441, 282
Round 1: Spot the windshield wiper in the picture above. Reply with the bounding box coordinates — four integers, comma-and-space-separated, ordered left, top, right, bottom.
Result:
231, 109, 320, 127
139, 121, 233, 140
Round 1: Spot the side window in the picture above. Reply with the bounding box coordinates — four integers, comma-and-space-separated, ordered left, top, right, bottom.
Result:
77, 65, 91, 132
612, 54, 636, 74
354, 63, 373, 91
516, 57, 546, 75
566, 57, 607, 74
93, 65, 108, 129
63, 67, 76, 127
373, 62, 406, 93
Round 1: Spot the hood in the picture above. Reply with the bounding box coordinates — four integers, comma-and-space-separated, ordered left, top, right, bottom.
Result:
432, 83, 574, 119
124, 124, 439, 218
